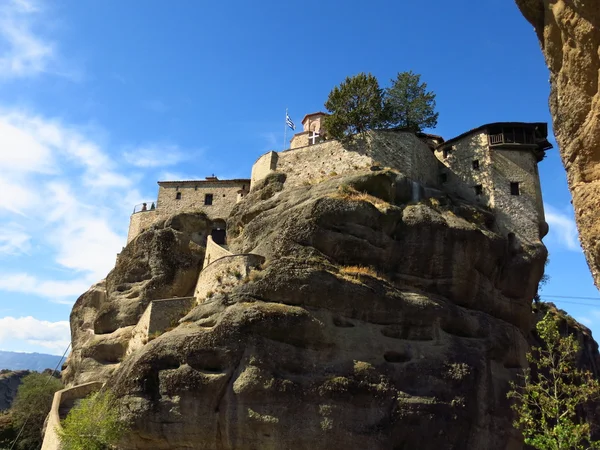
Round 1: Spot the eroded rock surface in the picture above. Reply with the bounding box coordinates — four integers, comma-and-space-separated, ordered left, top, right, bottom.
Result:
86, 171, 550, 450
515, 0, 600, 287
62, 212, 210, 386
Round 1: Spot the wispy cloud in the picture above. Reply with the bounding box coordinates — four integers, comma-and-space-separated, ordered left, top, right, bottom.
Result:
0, 109, 135, 302
0, 316, 70, 355
544, 203, 581, 252
0, 0, 54, 78
123, 144, 191, 168
0, 223, 31, 255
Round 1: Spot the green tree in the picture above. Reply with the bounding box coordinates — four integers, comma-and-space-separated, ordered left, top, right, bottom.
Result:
508, 312, 600, 449
59, 390, 128, 450
384, 71, 438, 132
10, 372, 62, 450
323, 72, 386, 141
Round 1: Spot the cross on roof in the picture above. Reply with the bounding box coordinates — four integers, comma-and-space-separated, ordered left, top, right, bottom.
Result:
309, 131, 320, 145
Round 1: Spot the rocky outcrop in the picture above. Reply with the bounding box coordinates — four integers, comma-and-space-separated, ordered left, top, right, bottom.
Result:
515, 0, 600, 287
72, 170, 549, 450
0, 370, 29, 411
62, 212, 211, 386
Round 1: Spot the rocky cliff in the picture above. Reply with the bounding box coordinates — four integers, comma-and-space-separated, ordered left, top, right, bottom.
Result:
65, 169, 551, 449
0, 371, 29, 411
515, 0, 600, 287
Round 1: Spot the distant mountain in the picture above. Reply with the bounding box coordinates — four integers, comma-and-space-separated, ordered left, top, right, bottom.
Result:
0, 351, 65, 372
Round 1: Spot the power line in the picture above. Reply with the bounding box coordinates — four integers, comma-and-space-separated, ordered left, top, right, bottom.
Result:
544, 299, 600, 307
9, 342, 71, 450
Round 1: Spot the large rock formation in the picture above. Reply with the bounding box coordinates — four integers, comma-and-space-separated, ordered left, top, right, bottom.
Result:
63, 212, 210, 386
64, 170, 552, 449
515, 0, 600, 287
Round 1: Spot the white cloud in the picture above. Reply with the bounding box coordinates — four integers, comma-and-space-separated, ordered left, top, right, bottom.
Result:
0, 316, 70, 355
544, 203, 581, 251
123, 144, 188, 168
0, 273, 92, 299
0, 223, 30, 255
0, 0, 54, 78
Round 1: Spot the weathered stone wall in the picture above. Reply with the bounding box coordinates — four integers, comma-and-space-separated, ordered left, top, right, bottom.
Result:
127, 297, 196, 356
250, 152, 278, 188
253, 130, 441, 189
490, 148, 546, 243
290, 132, 310, 149
157, 180, 249, 219
127, 210, 160, 244
127, 180, 249, 243
203, 235, 233, 268
41, 381, 103, 450
434, 132, 492, 206
434, 131, 545, 244
194, 253, 264, 302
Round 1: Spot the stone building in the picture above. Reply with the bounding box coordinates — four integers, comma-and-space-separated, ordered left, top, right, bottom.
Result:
252, 115, 552, 247
434, 122, 552, 244
127, 176, 249, 243
127, 112, 552, 249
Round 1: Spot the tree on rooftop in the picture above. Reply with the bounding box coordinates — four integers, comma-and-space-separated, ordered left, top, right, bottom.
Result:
322, 72, 386, 141
507, 311, 600, 449
384, 71, 438, 132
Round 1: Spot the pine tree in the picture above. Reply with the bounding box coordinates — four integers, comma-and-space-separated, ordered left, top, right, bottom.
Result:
384, 71, 438, 132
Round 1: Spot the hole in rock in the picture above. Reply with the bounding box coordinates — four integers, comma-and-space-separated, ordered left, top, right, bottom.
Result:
187, 350, 227, 373
384, 351, 410, 363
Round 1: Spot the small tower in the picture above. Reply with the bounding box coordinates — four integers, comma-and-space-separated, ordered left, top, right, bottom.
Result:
290, 112, 329, 149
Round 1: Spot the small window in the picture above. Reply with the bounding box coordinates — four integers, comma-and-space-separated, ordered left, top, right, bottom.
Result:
204, 194, 213, 205
474, 185, 483, 196
472, 160, 480, 170
443, 147, 452, 158
175, 192, 182, 200
439, 173, 448, 183
510, 182, 520, 196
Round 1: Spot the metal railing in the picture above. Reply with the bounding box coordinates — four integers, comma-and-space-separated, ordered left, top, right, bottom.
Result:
132, 201, 157, 214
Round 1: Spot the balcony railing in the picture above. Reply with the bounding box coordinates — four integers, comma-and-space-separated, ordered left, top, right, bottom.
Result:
132, 201, 157, 214
489, 128, 536, 147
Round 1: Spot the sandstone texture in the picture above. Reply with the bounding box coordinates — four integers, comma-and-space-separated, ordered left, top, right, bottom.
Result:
515, 0, 600, 287
62, 170, 554, 450
0, 370, 29, 411
63, 212, 211, 386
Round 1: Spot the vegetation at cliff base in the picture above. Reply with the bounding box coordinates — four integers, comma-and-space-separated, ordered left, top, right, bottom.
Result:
508, 312, 600, 449
59, 390, 128, 450
322, 71, 438, 140
8, 372, 62, 450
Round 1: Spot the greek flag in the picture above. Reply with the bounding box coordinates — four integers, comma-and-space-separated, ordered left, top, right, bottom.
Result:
286, 113, 295, 130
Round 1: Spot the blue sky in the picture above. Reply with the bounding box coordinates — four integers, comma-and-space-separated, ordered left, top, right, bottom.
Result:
0, 0, 597, 356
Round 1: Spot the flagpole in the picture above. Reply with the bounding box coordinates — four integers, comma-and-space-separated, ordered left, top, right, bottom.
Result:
283, 108, 288, 151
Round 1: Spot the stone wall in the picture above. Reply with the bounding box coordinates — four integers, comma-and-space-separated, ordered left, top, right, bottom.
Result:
250, 152, 278, 188
253, 130, 441, 189
434, 131, 545, 244
194, 253, 264, 302
157, 180, 249, 220
41, 381, 103, 450
127, 297, 195, 356
203, 235, 233, 268
127, 179, 250, 244
490, 148, 546, 243
127, 210, 160, 244
434, 132, 493, 206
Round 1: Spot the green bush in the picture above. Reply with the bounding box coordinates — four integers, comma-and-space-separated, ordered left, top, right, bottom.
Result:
58, 390, 128, 450
10, 372, 62, 450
